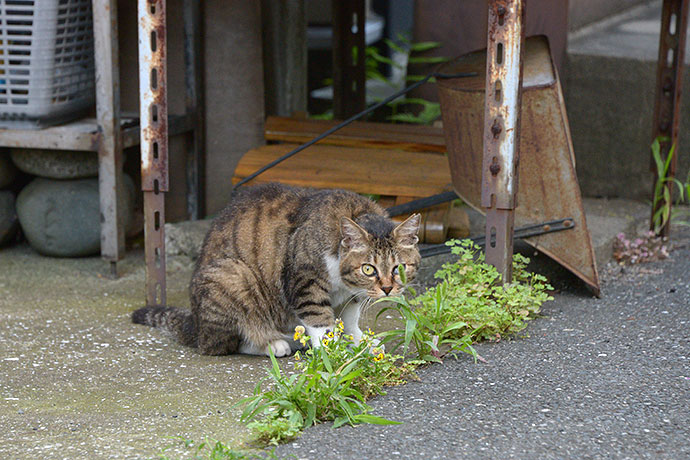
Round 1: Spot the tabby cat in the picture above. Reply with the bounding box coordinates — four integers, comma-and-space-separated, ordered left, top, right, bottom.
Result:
132, 183, 421, 357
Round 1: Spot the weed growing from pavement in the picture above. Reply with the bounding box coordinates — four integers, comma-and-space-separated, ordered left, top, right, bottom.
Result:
651, 137, 690, 233
238, 323, 418, 446
236, 239, 553, 446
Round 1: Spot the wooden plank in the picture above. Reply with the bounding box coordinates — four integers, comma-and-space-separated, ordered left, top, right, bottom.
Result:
233, 143, 452, 198
0, 119, 100, 151
265, 116, 447, 153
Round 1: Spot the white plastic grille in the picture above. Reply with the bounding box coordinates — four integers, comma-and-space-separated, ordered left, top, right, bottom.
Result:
0, 0, 94, 127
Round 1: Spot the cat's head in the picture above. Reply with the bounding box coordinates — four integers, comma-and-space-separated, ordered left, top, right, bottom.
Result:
338, 213, 421, 299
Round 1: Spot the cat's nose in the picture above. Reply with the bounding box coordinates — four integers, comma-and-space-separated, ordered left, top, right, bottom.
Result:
381, 286, 393, 296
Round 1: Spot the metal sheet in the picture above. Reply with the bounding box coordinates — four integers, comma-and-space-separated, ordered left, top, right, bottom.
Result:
438, 36, 601, 295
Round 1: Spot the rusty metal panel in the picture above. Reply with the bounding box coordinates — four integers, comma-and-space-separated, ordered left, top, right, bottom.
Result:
92, 0, 124, 267
481, 0, 525, 283
332, 0, 366, 119
650, 0, 689, 236
438, 36, 601, 295
139, 0, 168, 307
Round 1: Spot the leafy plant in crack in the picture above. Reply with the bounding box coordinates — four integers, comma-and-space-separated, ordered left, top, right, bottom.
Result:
377, 239, 553, 362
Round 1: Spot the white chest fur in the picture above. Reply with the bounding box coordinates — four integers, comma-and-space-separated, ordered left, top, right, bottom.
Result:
325, 254, 350, 306
324, 254, 364, 343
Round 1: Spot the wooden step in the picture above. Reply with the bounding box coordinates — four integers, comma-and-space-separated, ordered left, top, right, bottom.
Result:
264, 116, 447, 153
233, 143, 453, 198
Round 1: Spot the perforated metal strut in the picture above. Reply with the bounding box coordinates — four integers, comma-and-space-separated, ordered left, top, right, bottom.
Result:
482, 0, 525, 284
651, 0, 689, 236
139, 0, 168, 307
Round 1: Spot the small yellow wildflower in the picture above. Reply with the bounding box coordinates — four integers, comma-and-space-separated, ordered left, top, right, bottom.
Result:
293, 325, 305, 341
336, 320, 344, 332
322, 338, 330, 346
326, 330, 334, 339
373, 352, 384, 362
294, 351, 301, 361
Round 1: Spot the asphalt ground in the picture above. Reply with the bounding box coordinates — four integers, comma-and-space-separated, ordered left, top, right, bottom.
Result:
271, 227, 690, 460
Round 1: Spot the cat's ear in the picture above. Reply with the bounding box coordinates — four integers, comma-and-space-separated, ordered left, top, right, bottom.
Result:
340, 217, 370, 251
393, 213, 420, 247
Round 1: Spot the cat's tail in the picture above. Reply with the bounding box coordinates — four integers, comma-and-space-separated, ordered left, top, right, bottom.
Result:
131, 306, 198, 348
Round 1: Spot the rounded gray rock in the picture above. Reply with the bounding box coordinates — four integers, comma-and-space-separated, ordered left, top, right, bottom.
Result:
0, 191, 18, 246
11, 148, 99, 179
16, 176, 135, 257
0, 152, 18, 188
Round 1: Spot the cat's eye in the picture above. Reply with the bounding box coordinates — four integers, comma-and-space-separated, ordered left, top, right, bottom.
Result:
361, 264, 377, 276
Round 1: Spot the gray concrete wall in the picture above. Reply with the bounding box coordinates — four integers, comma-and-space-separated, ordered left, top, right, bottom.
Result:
564, 54, 690, 201
117, 1, 265, 220
568, 0, 649, 31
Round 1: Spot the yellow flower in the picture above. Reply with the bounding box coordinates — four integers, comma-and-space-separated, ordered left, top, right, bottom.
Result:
373, 352, 384, 362
322, 338, 330, 347
336, 320, 344, 332
293, 325, 305, 341
294, 352, 301, 361
326, 330, 334, 339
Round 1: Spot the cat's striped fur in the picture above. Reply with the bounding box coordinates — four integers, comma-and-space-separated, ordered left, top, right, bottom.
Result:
132, 183, 421, 357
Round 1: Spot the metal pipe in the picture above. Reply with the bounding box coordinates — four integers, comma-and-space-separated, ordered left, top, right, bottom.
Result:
482, 0, 525, 283
138, 0, 169, 307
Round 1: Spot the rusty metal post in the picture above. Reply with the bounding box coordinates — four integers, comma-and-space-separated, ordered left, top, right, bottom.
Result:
332, 0, 366, 119
139, 0, 169, 307
482, 0, 525, 283
183, 0, 205, 220
651, 0, 689, 236
92, 0, 124, 276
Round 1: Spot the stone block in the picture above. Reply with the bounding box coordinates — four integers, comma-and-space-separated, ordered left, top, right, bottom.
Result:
16, 176, 135, 257
11, 148, 99, 179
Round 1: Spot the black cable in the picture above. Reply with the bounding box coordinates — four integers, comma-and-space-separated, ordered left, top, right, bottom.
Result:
233, 71, 476, 189
386, 190, 459, 217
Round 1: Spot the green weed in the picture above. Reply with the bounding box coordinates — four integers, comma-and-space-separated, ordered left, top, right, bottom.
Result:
237, 324, 417, 445
377, 239, 553, 362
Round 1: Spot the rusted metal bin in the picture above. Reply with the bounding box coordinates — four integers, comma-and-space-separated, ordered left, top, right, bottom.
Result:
437, 36, 600, 295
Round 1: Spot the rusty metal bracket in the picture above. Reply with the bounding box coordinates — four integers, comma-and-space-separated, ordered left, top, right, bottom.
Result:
651, 0, 689, 236
482, 0, 525, 283
332, 0, 366, 119
139, 0, 168, 307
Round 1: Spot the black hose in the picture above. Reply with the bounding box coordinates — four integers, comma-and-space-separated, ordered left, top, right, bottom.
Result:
386, 191, 459, 217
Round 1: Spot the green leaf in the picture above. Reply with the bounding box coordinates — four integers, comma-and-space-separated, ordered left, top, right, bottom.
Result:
320, 346, 333, 373
408, 56, 451, 65
408, 41, 443, 52
403, 319, 417, 355
355, 414, 403, 425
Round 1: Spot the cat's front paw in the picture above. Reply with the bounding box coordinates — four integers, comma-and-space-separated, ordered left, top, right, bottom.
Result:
266, 339, 291, 357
